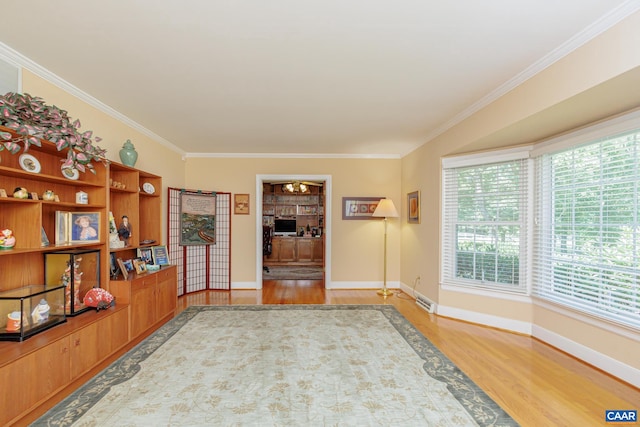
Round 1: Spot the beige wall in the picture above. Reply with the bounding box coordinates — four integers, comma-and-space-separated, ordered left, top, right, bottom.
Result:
16, 10, 640, 383
22, 71, 187, 243
401, 11, 640, 381
185, 157, 401, 286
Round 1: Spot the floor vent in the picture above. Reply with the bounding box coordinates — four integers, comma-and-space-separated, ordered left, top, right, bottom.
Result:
415, 295, 436, 313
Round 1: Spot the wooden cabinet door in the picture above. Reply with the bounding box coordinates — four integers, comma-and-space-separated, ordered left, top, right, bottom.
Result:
130, 276, 157, 339
297, 239, 313, 262
278, 238, 296, 261
105, 307, 129, 353
70, 308, 130, 379
0, 337, 70, 426
70, 321, 108, 379
312, 238, 324, 262
268, 237, 279, 261
156, 267, 177, 320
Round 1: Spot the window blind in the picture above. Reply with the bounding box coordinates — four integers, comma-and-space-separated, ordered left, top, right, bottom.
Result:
532, 131, 640, 328
442, 158, 529, 292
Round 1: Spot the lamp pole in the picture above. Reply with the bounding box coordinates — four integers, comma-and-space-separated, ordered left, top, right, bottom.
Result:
377, 216, 393, 297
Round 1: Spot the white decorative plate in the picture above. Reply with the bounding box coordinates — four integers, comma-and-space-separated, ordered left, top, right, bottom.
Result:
19, 154, 41, 173
142, 182, 155, 194
61, 165, 79, 180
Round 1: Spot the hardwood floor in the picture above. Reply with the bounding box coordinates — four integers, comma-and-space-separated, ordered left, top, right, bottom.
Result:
178, 280, 640, 427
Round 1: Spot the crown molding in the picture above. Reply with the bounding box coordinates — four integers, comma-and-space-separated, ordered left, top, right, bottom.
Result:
185, 152, 401, 159
421, 0, 640, 148
0, 43, 186, 157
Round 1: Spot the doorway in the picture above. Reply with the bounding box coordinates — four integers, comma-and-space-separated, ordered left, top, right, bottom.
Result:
256, 174, 332, 289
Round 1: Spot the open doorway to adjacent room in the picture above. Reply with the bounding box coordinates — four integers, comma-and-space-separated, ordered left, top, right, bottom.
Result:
256, 174, 332, 289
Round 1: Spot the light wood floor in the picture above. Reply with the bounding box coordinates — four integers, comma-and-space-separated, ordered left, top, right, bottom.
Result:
178, 279, 640, 427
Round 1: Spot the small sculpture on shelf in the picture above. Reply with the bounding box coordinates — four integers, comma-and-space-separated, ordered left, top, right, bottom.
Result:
61, 257, 83, 311
0, 228, 16, 249
31, 299, 50, 324
118, 215, 132, 246
12, 187, 28, 199
42, 190, 55, 201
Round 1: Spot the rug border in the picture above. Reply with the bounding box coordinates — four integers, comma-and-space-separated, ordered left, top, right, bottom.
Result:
33, 305, 518, 427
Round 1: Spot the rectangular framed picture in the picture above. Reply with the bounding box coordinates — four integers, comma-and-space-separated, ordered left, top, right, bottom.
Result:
122, 258, 134, 272
133, 258, 147, 274
407, 191, 420, 224
152, 245, 170, 265
342, 197, 383, 220
234, 193, 250, 215
117, 258, 128, 280
55, 211, 70, 245
70, 212, 101, 243
110, 253, 121, 279
137, 247, 154, 264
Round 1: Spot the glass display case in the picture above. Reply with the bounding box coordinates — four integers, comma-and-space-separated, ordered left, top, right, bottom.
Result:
44, 249, 101, 316
0, 284, 66, 341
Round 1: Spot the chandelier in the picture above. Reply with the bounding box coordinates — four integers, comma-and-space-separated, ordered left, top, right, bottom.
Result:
282, 182, 309, 193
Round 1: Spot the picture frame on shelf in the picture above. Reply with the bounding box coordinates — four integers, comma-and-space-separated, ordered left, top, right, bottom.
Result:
41, 227, 50, 247
342, 196, 383, 220
407, 191, 420, 224
133, 258, 147, 274
152, 245, 170, 265
122, 259, 134, 272
110, 253, 121, 279
70, 212, 101, 243
137, 247, 153, 264
116, 258, 128, 280
55, 211, 70, 245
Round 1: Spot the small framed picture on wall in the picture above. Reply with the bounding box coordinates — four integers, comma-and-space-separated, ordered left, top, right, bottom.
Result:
407, 191, 420, 224
234, 193, 250, 215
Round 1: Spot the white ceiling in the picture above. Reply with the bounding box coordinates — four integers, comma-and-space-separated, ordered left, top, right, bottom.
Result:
0, 1, 637, 157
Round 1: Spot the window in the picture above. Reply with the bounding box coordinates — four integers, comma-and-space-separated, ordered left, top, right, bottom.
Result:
533, 130, 640, 329
442, 151, 530, 292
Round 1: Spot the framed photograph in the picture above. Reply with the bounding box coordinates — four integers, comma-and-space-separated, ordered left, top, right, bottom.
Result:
407, 191, 420, 224
137, 247, 154, 264
133, 258, 147, 274
117, 258, 128, 280
70, 212, 101, 243
234, 193, 250, 215
110, 253, 121, 279
342, 197, 383, 220
152, 245, 170, 265
122, 259, 134, 272
55, 211, 70, 245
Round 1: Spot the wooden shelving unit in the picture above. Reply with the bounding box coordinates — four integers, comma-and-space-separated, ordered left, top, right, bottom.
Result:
262, 183, 324, 233
0, 126, 176, 426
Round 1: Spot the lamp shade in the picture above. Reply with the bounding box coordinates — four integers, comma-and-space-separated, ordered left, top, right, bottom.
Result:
372, 199, 398, 218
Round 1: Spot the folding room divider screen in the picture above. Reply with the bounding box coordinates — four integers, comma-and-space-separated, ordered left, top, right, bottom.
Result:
168, 187, 231, 295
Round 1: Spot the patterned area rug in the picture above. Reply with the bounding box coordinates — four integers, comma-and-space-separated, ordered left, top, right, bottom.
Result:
263, 265, 324, 280
34, 306, 518, 426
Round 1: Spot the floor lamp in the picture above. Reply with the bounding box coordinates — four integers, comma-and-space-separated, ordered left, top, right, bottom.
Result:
372, 198, 398, 297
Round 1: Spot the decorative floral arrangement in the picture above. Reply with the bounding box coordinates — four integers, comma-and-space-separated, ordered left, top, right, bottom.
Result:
0, 92, 107, 173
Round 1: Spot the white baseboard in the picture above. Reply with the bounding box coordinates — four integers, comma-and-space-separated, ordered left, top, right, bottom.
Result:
425, 301, 639, 389
533, 324, 640, 389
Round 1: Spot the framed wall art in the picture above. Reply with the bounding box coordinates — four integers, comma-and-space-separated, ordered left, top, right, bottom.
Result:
407, 191, 420, 224
234, 193, 250, 215
342, 197, 383, 220
179, 192, 216, 245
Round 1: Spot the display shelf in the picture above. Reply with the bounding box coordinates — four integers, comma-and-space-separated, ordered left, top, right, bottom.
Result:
0, 125, 175, 425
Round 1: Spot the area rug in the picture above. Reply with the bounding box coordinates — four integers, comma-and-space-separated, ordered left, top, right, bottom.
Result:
263, 265, 324, 280
33, 305, 518, 426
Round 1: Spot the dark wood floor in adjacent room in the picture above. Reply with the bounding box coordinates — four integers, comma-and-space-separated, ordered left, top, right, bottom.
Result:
178, 279, 640, 427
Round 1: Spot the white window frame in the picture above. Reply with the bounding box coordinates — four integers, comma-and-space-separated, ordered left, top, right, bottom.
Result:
441, 147, 532, 294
